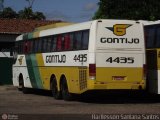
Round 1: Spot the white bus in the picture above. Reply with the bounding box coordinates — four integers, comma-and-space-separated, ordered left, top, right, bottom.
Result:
13, 19, 146, 100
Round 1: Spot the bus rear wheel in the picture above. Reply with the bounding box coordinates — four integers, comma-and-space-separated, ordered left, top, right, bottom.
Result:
61, 77, 73, 101
50, 77, 61, 100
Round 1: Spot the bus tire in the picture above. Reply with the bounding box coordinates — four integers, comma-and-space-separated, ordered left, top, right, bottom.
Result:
50, 77, 61, 100
61, 77, 73, 101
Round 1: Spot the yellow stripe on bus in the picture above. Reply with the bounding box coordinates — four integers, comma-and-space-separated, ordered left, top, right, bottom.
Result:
33, 31, 40, 38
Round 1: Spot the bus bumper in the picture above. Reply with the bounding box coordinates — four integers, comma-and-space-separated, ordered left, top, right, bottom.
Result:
87, 80, 145, 90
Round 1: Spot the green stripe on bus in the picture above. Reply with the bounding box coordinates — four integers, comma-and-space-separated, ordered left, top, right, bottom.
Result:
26, 54, 43, 89
26, 55, 38, 88
30, 54, 43, 89
28, 33, 33, 39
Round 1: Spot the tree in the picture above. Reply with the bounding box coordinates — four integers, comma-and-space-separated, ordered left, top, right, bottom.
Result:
0, 7, 17, 18
33, 11, 46, 20
93, 0, 160, 20
18, 7, 45, 20
18, 7, 34, 19
0, 0, 45, 20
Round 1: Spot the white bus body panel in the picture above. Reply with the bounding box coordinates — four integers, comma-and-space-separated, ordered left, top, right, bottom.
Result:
43, 50, 88, 67
96, 20, 145, 68
96, 52, 143, 68
12, 55, 32, 88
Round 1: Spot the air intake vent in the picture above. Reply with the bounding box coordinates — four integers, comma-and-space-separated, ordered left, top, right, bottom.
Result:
79, 68, 87, 91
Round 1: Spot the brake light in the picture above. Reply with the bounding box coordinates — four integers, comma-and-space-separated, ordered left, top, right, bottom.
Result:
89, 64, 96, 80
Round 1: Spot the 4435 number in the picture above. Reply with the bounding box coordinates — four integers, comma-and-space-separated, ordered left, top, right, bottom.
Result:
106, 57, 134, 64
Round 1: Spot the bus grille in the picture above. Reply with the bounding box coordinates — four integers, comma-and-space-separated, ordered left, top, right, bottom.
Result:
79, 69, 87, 91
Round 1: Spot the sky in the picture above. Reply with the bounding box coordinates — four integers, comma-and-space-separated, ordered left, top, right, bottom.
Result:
3, 0, 99, 23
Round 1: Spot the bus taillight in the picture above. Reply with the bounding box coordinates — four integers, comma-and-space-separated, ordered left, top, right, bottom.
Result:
89, 64, 96, 80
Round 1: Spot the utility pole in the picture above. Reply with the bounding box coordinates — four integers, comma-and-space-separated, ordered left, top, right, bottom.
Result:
26, 0, 35, 8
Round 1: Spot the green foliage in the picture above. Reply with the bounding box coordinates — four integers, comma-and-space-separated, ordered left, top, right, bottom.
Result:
0, 7, 46, 20
0, 7, 17, 18
33, 11, 46, 20
18, 7, 45, 20
93, 0, 160, 20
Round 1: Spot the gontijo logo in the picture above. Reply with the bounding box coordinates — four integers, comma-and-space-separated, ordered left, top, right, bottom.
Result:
106, 24, 132, 36
18, 56, 24, 65
100, 24, 140, 44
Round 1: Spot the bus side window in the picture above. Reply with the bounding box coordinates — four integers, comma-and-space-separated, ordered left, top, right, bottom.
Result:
47, 37, 52, 52
23, 41, 28, 54
57, 35, 62, 51
51, 36, 57, 52
45, 38, 49, 52
27, 41, 31, 54
61, 35, 65, 50
37, 39, 42, 53
42, 38, 48, 53
82, 30, 89, 50
32, 40, 35, 53
70, 33, 74, 50
28, 41, 32, 54
74, 31, 82, 50
64, 34, 70, 50
35, 39, 39, 53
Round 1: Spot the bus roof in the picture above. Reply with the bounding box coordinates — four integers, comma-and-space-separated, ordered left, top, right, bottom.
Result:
16, 20, 93, 41
15, 19, 141, 41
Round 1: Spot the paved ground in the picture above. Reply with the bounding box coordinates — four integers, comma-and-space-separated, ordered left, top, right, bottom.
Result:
0, 85, 160, 120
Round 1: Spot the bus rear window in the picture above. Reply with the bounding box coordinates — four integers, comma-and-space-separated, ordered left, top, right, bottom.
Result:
82, 30, 89, 50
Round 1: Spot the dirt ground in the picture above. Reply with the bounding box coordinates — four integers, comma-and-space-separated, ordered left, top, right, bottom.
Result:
0, 85, 160, 120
